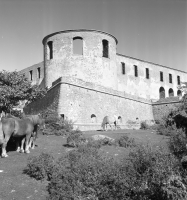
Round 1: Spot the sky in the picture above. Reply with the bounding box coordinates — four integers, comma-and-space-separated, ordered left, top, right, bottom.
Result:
0, 0, 187, 72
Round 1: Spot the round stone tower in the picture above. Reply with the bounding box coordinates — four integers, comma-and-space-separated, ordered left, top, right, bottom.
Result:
42, 29, 118, 90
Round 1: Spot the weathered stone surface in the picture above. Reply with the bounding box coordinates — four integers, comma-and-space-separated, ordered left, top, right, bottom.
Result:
21, 29, 187, 131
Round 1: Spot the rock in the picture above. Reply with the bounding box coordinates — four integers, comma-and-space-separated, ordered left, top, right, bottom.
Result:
91, 134, 115, 142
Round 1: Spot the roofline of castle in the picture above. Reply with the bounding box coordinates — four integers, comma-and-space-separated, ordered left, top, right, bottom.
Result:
42, 29, 118, 45
117, 53, 187, 74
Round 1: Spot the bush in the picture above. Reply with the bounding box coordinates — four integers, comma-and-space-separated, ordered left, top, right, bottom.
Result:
140, 121, 149, 130
44, 115, 74, 136
66, 129, 86, 147
116, 134, 136, 148
24, 143, 187, 199
168, 128, 187, 159
47, 146, 132, 200
125, 144, 187, 200
23, 153, 55, 181
157, 123, 179, 136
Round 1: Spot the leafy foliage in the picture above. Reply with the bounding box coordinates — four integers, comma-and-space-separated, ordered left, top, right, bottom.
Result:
23, 153, 55, 181
0, 70, 47, 111
43, 114, 74, 136
116, 134, 136, 148
66, 130, 86, 147
168, 128, 187, 159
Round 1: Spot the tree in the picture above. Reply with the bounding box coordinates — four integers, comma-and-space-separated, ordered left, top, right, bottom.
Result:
0, 70, 47, 112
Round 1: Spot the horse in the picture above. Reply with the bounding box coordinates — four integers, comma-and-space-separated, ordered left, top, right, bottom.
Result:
101, 115, 122, 131
22, 114, 45, 149
0, 116, 34, 157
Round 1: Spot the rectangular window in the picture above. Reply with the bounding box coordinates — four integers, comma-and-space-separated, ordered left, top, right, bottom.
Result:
160, 71, 163, 82
169, 74, 172, 83
121, 62, 125, 74
47, 41, 53, 60
102, 39, 109, 58
177, 75, 180, 85
37, 67, 41, 79
169, 73, 172, 83
29, 70, 33, 81
146, 68, 149, 79
134, 65, 138, 77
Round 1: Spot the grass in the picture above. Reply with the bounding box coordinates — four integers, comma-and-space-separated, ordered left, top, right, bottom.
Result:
0, 129, 169, 200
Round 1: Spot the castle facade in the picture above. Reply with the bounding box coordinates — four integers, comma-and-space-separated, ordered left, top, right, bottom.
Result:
21, 29, 187, 130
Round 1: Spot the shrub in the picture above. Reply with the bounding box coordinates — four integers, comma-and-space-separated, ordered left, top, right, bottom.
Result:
116, 134, 136, 148
44, 115, 74, 136
140, 121, 149, 130
168, 128, 187, 159
47, 146, 132, 200
23, 153, 55, 181
157, 123, 179, 136
66, 129, 86, 147
125, 144, 187, 200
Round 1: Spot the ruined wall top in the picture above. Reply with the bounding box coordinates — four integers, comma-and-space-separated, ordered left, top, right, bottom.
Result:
42, 29, 118, 45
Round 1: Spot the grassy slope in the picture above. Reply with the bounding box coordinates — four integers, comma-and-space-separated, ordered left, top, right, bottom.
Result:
0, 129, 169, 200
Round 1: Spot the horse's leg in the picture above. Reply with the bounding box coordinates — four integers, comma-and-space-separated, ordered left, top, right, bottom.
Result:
108, 123, 112, 131
16, 138, 21, 152
24, 134, 31, 154
28, 136, 34, 149
1, 135, 10, 158
20, 137, 25, 153
31, 126, 38, 149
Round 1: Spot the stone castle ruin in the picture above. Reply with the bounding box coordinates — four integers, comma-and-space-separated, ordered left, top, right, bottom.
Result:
21, 29, 187, 130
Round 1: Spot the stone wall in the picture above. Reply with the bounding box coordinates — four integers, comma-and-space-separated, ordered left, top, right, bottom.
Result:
152, 97, 182, 121
23, 82, 60, 115
20, 62, 44, 87
43, 30, 118, 90
117, 54, 187, 100
24, 76, 154, 131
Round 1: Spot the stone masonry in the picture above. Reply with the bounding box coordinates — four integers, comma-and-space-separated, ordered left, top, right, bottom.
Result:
22, 29, 187, 130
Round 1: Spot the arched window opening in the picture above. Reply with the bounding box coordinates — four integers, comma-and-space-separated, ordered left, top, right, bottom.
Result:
60, 114, 65, 121
47, 41, 53, 60
91, 114, 97, 123
73, 37, 83, 55
159, 87, 165, 99
102, 39, 109, 58
177, 90, 182, 97
118, 116, 122, 123
169, 88, 174, 97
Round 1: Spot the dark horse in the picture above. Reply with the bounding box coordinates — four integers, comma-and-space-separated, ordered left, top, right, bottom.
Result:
0, 116, 34, 157
22, 114, 45, 150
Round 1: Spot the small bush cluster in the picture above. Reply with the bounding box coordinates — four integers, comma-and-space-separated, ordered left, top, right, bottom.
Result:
140, 121, 149, 130
168, 128, 187, 159
116, 134, 135, 148
23, 153, 55, 181
66, 129, 87, 147
43, 114, 74, 136
157, 123, 179, 136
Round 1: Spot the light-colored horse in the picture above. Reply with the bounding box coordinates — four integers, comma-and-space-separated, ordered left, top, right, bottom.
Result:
101, 115, 122, 131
